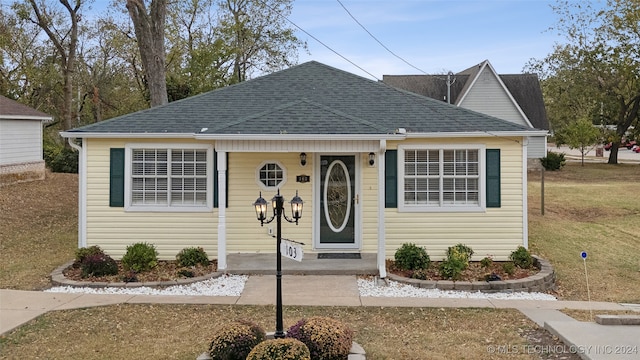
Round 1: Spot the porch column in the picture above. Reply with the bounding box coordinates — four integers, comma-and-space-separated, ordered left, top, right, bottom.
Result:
377, 140, 387, 278
522, 138, 529, 248
217, 150, 227, 270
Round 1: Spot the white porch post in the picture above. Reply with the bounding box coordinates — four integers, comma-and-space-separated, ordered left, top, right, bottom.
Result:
217, 150, 228, 270
522, 138, 529, 248
377, 140, 387, 278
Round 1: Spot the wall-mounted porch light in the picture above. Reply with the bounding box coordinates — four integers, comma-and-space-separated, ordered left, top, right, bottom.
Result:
300, 152, 307, 166
368, 152, 375, 166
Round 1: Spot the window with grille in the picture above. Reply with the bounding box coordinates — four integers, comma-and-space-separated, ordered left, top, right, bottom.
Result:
128, 146, 210, 210
399, 145, 484, 211
257, 161, 285, 189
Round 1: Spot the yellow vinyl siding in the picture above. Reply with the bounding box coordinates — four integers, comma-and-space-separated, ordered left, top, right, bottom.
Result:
225, 152, 313, 253
382, 137, 524, 261
85, 138, 218, 260
360, 153, 380, 252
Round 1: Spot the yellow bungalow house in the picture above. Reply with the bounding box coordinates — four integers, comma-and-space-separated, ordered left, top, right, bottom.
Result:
61, 61, 546, 277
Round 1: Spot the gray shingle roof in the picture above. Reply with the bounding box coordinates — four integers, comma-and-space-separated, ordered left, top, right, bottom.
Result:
67, 61, 536, 136
383, 66, 549, 131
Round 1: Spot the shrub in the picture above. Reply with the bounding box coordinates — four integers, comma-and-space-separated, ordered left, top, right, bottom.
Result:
394, 243, 430, 270
121, 242, 158, 273
75, 245, 105, 264
447, 243, 474, 262
209, 320, 266, 360
287, 317, 353, 360
540, 152, 566, 171
247, 338, 311, 360
502, 262, 516, 276
439, 244, 475, 280
510, 246, 534, 269
480, 256, 493, 269
80, 253, 118, 278
176, 246, 209, 267
43, 142, 78, 173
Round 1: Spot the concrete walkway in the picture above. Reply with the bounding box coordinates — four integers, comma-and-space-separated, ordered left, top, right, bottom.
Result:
2, 275, 639, 360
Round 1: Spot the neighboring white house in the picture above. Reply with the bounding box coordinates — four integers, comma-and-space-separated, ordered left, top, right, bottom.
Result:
383, 60, 549, 168
0, 95, 53, 186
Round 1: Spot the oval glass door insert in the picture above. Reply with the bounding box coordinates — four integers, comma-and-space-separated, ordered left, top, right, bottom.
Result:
323, 160, 351, 232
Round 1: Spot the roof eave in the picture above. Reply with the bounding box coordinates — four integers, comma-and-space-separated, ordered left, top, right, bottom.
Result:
0, 115, 54, 122
404, 130, 548, 138
60, 131, 197, 139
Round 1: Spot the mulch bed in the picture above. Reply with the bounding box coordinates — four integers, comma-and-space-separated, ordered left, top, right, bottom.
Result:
63, 260, 218, 283
386, 259, 538, 281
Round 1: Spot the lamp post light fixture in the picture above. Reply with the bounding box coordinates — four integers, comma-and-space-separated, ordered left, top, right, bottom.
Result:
252, 189, 303, 338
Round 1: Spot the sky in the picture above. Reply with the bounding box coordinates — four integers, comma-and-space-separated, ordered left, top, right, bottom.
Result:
287, 0, 565, 80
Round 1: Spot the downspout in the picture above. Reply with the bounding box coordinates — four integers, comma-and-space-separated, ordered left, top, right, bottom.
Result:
67, 137, 87, 248
216, 150, 228, 270
377, 140, 387, 278
522, 138, 529, 249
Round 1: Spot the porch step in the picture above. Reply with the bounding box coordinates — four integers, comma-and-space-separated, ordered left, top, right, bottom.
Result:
225, 253, 378, 276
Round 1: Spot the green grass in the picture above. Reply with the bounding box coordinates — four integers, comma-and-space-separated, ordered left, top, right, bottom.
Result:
1, 164, 639, 358
528, 163, 640, 302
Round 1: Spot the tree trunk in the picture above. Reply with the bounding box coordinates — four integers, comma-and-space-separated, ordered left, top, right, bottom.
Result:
27, 0, 80, 131
126, 0, 168, 107
608, 143, 620, 164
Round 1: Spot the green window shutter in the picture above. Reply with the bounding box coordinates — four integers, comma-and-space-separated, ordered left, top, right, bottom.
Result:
110, 148, 125, 207
213, 151, 228, 208
486, 149, 501, 208
385, 150, 398, 208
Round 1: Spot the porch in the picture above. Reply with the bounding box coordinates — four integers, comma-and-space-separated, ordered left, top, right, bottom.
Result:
225, 252, 378, 276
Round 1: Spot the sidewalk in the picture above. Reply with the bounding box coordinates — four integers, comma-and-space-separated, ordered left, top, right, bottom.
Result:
2, 275, 639, 360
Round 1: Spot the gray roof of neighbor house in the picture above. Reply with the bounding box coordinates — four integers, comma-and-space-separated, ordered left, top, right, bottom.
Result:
0, 95, 53, 121
64, 61, 540, 137
382, 68, 549, 131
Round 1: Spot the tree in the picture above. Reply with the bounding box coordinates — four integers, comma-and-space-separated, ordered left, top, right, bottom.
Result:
11, 0, 84, 131
217, 0, 305, 83
126, 0, 168, 107
556, 119, 602, 166
530, 0, 640, 164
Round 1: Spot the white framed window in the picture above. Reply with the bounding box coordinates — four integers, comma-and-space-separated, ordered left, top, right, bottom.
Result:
256, 161, 286, 189
125, 144, 213, 212
398, 144, 485, 212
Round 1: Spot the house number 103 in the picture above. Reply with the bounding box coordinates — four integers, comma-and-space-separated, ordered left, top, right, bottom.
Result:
280, 240, 303, 262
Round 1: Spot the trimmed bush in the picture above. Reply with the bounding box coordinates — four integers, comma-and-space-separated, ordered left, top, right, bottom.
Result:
510, 246, 534, 269
394, 243, 430, 270
540, 152, 566, 171
209, 320, 266, 360
247, 338, 311, 360
75, 245, 105, 264
480, 256, 493, 269
287, 316, 353, 360
121, 242, 158, 273
176, 246, 209, 267
439, 243, 475, 280
502, 262, 516, 276
80, 253, 118, 278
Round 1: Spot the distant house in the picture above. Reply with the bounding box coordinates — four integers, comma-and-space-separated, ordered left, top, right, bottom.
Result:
61, 61, 546, 275
0, 96, 53, 186
383, 60, 549, 167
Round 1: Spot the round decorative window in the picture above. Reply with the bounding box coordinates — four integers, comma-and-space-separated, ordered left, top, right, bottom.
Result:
257, 161, 286, 189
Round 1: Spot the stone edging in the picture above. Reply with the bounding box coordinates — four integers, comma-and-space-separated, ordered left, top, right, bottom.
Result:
50, 260, 225, 288
386, 256, 556, 293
